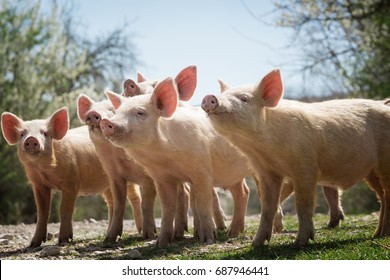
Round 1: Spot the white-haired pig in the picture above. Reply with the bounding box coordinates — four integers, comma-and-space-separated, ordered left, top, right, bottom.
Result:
1, 108, 142, 247
202, 68, 390, 247
120, 65, 237, 232
100, 78, 253, 247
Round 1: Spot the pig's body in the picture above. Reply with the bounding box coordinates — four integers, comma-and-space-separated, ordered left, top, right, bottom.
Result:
1, 108, 142, 247
101, 79, 252, 246
202, 69, 390, 247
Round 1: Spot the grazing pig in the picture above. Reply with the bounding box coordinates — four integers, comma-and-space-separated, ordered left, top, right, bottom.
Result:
1, 108, 142, 247
100, 78, 253, 247
202, 68, 390, 247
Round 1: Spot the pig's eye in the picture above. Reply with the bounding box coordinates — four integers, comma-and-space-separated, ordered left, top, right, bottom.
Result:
135, 110, 147, 119
40, 130, 48, 137
239, 95, 249, 102
108, 107, 115, 113
20, 131, 25, 137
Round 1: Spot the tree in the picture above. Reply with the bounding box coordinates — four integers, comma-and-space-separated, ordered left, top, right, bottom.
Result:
274, 0, 390, 98
0, 0, 139, 224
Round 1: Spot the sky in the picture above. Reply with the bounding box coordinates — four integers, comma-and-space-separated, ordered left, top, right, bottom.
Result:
42, 0, 304, 105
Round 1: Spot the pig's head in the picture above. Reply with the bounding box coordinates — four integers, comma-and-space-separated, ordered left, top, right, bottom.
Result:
77, 94, 115, 139
122, 75, 158, 97
122, 65, 197, 102
201, 69, 283, 136
1, 107, 69, 162
100, 77, 178, 149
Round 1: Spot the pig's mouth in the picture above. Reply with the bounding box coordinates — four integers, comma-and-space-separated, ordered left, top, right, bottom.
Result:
25, 150, 40, 160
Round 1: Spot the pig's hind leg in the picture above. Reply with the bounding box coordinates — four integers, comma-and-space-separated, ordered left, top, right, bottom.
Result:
58, 189, 78, 245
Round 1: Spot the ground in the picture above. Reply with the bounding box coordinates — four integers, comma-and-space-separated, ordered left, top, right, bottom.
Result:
0, 214, 389, 260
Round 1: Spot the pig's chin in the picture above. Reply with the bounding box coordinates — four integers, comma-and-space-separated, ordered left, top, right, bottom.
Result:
24, 151, 41, 161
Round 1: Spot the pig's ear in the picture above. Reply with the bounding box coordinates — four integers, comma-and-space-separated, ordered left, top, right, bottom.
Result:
218, 79, 230, 92
1, 112, 23, 145
137, 71, 147, 83
256, 68, 283, 107
152, 77, 178, 118
106, 90, 125, 110
175, 65, 197, 101
47, 107, 69, 140
77, 94, 94, 122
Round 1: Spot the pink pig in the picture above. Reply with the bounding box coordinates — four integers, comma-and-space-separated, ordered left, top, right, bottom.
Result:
1, 108, 142, 247
77, 97, 161, 241
202, 69, 390, 247
100, 78, 253, 247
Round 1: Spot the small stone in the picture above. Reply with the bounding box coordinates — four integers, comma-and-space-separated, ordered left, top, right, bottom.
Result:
128, 249, 142, 259
89, 218, 97, 224
0, 239, 10, 245
47, 233, 54, 240
40, 245, 61, 257
0, 234, 15, 240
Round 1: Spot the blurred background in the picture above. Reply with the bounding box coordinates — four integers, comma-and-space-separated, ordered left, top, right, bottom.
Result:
1, 0, 388, 225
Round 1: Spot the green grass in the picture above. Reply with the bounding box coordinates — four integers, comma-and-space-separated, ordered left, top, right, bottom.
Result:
85, 214, 389, 260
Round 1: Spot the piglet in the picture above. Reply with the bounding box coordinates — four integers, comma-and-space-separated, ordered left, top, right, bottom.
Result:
202, 69, 390, 247
100, 78, 253, 247
1, 108, 142, 247
78, 96, 162, 241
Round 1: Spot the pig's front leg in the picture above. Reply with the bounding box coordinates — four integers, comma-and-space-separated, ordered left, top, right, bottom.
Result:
126, 183, 143, 233
156, 182, 177, 247
192, 184, 216, 244
293, 174, 317, 247
30, 185, 52, 248
253, 172, 283, 247
140, 178, 157, 239
102, 188, 114, 228
58, 189, 78, 245
174, 183, 190, 240
105, 178, 127, 242
227, 180, 249, 237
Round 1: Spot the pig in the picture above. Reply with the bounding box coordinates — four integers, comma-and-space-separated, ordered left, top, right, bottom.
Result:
201, 68, 390, 247
219, 79, 345, 232
100, 78, 254, 247
120, 65, 234, 231
0, 108, 143, 247
77, 96, 161, 241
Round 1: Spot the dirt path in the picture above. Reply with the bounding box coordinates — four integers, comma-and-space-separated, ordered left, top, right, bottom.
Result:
0, 218, 144, 260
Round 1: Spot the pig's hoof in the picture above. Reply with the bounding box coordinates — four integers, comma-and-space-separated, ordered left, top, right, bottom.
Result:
156, 234, 172, 248
29, 239, 44, 248
227, 224, 244, 238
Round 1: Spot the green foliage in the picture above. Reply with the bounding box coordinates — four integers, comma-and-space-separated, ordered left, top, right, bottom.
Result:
0, 0, 138, 224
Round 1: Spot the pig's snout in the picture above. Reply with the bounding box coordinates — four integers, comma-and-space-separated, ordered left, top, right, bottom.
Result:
85, 111, 101, 126
24, 137, 40, 153
201, 95, 219, 113
100, 119, 116, 137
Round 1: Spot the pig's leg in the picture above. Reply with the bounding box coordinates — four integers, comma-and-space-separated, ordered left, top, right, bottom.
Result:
58, 189, 78, 244
105, 178, 127, 242
140, 178, 157, 239
30, 186, 52, 248
274, 181, 294, 233
156, 182, 177, 247
127, 183, 143, 233
365, 171, 384, 237
190, 187, 201, 240
253, 171, 283, 247
102, 188, 114, 229
227, 180, 249, 238
174, 183, 190, 240
322, 186, 344, 228
191, 181, 216, 244
293, 174, 317, 247
212, 188, 227, 230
